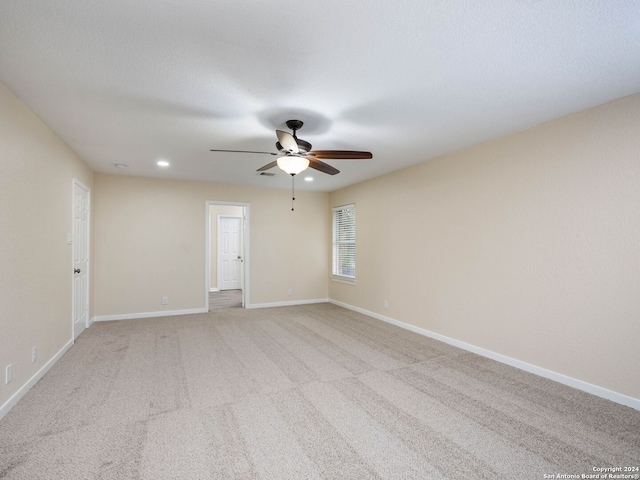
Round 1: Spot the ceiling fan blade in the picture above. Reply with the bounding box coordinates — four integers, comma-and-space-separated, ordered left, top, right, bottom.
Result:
308, 158, 340, 175
256, 160, 278, 172
308, 150, 372, 160
276, 130, 299, 154
210, 149, 277, 155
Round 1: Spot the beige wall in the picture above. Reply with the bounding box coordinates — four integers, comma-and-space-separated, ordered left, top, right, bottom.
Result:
329, 93, 640, 400
209, 204, 244, 290
0, 81, 94, 408
94, 174, 329, 315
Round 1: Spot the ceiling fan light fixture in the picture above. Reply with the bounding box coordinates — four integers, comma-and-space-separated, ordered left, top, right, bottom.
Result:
277, 156, 309, 175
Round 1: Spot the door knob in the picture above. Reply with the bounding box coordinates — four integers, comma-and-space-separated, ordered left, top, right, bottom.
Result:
74, 268, 81, 274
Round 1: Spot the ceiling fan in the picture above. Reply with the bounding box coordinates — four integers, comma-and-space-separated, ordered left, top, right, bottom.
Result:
210, 120, 372, 176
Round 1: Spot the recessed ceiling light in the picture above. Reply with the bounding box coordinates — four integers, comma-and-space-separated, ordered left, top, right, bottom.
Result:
157, 160, 170, 167
114, 163, 128, 169
304, 176, 314, 182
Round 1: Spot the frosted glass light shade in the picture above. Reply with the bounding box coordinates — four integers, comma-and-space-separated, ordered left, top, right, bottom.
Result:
277, 156, 309, 175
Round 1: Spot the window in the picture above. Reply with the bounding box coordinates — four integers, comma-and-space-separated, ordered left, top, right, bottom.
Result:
332, 204, 355, 282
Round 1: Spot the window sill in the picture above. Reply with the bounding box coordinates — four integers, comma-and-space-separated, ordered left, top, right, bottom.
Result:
331, 276, 356, 286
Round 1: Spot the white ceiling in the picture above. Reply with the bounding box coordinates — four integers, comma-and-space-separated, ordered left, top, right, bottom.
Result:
1, 1, 639, 192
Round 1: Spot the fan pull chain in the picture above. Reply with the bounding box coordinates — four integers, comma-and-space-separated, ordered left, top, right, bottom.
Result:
291, 174, 295, 211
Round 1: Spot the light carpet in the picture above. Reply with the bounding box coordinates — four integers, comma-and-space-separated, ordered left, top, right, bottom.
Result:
1, 303, 638, 479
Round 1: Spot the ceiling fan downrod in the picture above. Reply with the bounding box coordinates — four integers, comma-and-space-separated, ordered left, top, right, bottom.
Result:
286, 119, 304, 139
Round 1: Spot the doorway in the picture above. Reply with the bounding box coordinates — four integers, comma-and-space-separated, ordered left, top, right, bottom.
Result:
72, 179, 90, 339
206, 201, 250, 311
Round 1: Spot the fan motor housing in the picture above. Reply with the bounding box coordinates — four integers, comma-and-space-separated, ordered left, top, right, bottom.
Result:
276, 138, 312, 153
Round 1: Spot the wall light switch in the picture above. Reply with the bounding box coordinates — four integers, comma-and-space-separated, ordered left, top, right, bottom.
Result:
67, 233, 73, 245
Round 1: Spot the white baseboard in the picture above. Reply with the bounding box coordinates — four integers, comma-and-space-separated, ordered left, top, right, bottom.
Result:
209, 288, 218, 292
88, 316, 95, 327
329, 299, 640, 411
94, 308, 207, 322
247, 298, 328, 309
0, 338, 74, 420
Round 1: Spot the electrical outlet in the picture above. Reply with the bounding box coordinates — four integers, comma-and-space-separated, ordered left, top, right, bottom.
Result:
162, 297, 168, 305
287, 289, 292, 296
383, 300, 388, 309
5, 364, 12, 384
32, 347, 37, 363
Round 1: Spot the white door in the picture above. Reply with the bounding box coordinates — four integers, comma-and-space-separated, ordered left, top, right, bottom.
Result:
73, 181, 90, 339
218, 216, 242, 291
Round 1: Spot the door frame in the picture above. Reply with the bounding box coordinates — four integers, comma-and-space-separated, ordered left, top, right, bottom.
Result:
217, 215, 243, 292
205, 201, 250, 310
72, 178, 91, 341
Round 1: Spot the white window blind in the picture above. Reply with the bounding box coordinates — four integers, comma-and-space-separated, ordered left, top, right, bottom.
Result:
332, 204, 355, 280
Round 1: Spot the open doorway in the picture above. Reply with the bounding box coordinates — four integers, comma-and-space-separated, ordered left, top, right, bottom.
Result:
205, 201, 250, 311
